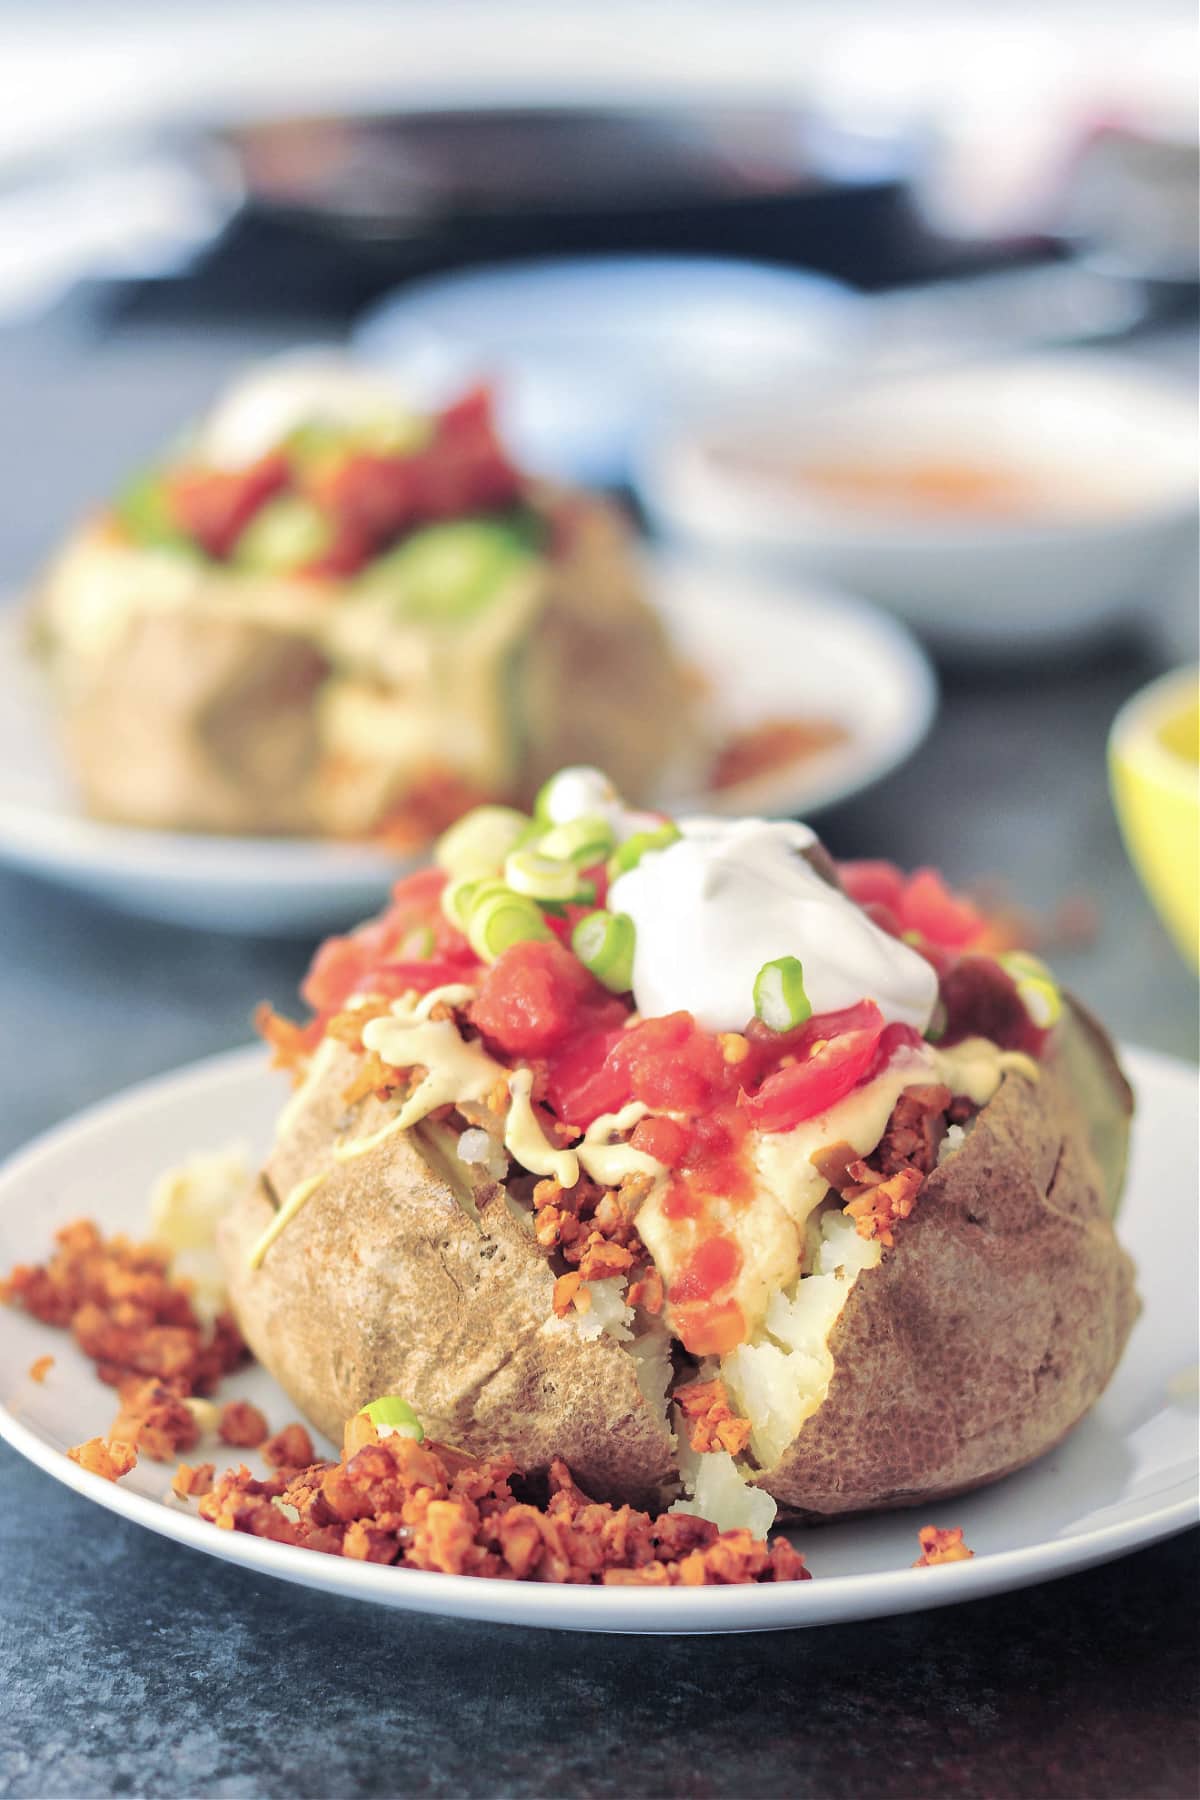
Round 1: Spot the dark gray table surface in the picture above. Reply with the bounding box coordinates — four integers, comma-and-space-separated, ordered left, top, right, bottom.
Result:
0, 299, 1197, 1799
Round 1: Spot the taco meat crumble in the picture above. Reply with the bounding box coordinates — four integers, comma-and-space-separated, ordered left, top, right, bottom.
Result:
199, 1419, 810, 1587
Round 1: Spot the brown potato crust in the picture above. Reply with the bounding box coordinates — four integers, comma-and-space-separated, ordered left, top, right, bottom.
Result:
221, 998, 1136, 1517
59, 612, 329, 835
757, 997, 1137, 1517
220, 1042, 677, 1508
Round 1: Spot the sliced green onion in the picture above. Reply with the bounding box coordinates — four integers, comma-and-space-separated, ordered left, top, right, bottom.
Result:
537, 814, 616, 867
467, 889, 553, 963
540, 882, 596, 920
753, 956, 812, 1032
999, 952, 1061, 1030
434, 806, 532, 881
1000, 950, 1053, 983
607, 821, 682, 882
441, 876, 482, 929
1015, 975, 1062, 1030
571, 909, 636, 993
504, 848, 586, 903
359, 1396, 424, 1442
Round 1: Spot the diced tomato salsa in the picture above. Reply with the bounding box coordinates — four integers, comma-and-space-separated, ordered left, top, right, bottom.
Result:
839, 859, 988, 952
668, 1237, 747, 1358
740, 1001, 886, 1134
287, 865, 1041, 1137
264, 854, 1049, 1356
469, 941, 626, 1062
301, 868, 480, 1021
135, 386, 525, 577
168, 452, 290, 560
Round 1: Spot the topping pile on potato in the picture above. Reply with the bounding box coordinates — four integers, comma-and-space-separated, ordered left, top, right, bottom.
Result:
220, 797, 1137, 1528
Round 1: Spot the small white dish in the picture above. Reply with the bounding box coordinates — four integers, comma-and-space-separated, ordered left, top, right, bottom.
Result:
0, 555, 935, 934
354, 255, 858, 486
0, 1041, 1193, 1635
638, 355, 1199, 654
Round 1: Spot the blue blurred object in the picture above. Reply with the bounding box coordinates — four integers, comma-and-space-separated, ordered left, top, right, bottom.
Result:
353, 254, 858, 485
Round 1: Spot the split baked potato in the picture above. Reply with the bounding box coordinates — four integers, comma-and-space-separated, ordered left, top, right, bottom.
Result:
221, 778, 1137, 1527
33, 359, 696, 840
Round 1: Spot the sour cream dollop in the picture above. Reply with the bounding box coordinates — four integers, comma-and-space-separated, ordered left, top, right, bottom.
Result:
609, 817, 938, 1034
198, 353, 417, 468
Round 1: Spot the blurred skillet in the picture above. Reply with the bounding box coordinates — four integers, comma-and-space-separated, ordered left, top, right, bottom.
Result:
202, 103, 968, 291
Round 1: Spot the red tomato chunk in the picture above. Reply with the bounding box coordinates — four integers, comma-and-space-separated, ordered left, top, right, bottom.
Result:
470, 941, 625, 1062
168, 452, 289, 560
302, 869, 475, 1016
839, 859, 987, 953
741, 1001, 886, 1134
629, 1116, 688, 1168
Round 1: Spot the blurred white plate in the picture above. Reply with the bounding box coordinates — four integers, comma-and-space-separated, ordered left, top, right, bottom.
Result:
639, 355, 1199, 655
0, 556, 935, 934
0, 1042, 1193, 1635
354, 255, 858, 485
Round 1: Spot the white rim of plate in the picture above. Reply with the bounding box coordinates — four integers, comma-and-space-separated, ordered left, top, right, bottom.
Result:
0, 558, 938, 894
0, 1041, 1194, 1631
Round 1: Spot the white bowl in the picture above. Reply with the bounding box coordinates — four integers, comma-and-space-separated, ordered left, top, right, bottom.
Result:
354, 254, 858, 486
638, 355, 1198, 655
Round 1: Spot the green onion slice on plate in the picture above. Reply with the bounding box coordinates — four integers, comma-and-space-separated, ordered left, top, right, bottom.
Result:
467, 888, 553, 963
571, 909, 636, 994
360, 1397, 424, 1442
753, 956, 812, 1032
537, 814, 616, 868
607, 822, 682, 883
435, 806, 532, 881
504, 849, 588, 903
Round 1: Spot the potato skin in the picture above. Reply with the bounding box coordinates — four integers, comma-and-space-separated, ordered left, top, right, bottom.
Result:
756, 997, 1138, 1518
220, 1042, 677, 1508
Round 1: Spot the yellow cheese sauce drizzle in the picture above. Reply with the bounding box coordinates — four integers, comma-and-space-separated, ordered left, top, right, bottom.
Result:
503, 1068, 579, 1186
247, 982, 1039, 1278
335, 1026, 501, 1162
576, 1103, 663, 1188
247, 1171, 328, 1271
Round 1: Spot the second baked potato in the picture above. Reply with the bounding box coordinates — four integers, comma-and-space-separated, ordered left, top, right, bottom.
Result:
34, 361, 696, 840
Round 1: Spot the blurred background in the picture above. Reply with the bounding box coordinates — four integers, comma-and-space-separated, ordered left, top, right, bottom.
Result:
0, 0, 1196, 1141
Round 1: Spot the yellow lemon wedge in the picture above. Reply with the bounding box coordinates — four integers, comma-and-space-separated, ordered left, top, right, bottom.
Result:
1109, 665, 1200, 970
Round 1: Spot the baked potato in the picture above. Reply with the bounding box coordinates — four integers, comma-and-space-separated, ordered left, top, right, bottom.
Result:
221, 773, 1137, 1528
33, 359, 696, 840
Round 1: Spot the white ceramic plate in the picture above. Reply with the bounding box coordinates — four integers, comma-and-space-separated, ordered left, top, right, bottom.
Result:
0, 556, 935, 934
0, 1043, 1195, 1636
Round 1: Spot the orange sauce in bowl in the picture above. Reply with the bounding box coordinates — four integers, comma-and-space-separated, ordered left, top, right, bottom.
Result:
721, 446, 1126, 524
792, 458, 1036, 519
